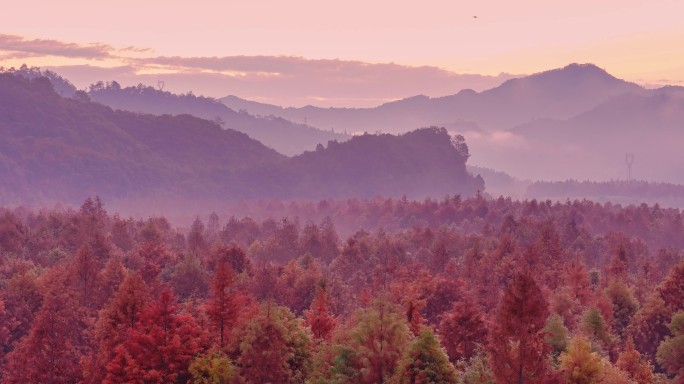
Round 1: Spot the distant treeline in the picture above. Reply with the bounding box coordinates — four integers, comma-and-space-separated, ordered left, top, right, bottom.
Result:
527, 179, 684, 208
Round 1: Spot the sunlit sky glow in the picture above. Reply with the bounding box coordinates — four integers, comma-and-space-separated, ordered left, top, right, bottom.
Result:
2, 0, 683, 106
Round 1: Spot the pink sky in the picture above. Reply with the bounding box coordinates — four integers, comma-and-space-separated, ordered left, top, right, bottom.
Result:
2, 0, 683, 106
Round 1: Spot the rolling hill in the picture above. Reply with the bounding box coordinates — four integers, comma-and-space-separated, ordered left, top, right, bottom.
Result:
0, 72, 482, 204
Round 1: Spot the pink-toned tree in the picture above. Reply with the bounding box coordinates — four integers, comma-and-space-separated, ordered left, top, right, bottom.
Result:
104, 289, 204, 384
304, 281, 337, 341
489, 272, 551, 384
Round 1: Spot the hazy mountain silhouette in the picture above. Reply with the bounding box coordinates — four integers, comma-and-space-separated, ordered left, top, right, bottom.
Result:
243, 127, 484, 199
86, 82, 350, 156
221, 63, 641, 134
498, 89, 684, 182
0, 73, 282, 203
0, 73, 481, 204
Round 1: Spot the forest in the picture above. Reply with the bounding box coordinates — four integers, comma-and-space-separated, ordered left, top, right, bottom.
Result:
1, 195, 684, 383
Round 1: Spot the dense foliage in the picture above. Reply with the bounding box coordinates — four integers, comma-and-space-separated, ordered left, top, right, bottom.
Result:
1, 195, 683, 383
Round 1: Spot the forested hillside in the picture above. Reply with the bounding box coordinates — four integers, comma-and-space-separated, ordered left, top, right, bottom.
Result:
1, 196, 683, 382
0, 72, 482, 205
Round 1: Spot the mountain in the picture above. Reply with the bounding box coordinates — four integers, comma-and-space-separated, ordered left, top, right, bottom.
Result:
496, 89, 684, 182
0, 73, 283, 204
0, 73, 481, 204
221, 63, 641, 134
247, 127, 484, 199
86, 82, 350, 156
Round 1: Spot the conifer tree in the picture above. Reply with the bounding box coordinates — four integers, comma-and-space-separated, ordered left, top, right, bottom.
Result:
104, 289, 205, 384
4, 269, 85, 384
489, 272, 550, 384
304, 281, 337, 341
237, 303, 312, 384
394, 327, 458, 383
656, 311, 684, 381
438, 295, 488, 363
82, 272, 149, 384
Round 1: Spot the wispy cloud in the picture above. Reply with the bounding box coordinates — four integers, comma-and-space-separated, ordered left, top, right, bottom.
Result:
118, 46, 153, 54
0, 34, 115, 60
120, 55, 516, 106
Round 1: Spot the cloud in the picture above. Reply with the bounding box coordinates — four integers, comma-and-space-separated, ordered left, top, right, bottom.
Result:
0, 51, 40, 60
120, 55, 516, 106
119, 46, 153, 53
0, 34, 114, 60
0, 34, 152, 60
2, 34, 517, 107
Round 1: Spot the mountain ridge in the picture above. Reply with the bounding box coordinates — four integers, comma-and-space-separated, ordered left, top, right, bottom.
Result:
220, 63, 642, 133
0, 72, 482, 204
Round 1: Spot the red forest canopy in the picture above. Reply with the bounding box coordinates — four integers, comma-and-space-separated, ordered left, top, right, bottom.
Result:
0, 195, 683, 383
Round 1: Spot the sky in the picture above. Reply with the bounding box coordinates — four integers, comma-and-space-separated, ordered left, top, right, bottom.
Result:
2, 0, 683, 107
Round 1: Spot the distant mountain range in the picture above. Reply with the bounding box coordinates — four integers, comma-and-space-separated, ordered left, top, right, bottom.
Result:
494, 87, 684, 182
0, 72, 481, 204
6, 61, 684, 202
221, 63, 641, 133
221, 63, 684, 183
86, 82, 349, 156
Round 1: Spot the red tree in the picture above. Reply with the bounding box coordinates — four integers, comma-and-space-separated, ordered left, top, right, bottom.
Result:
438, 294, 488, 363
659, 259, 684, 313
304, 281, 337, 341
4, 269, 86, 384
70, 244, 100, 310
489, 272, 551, 384
104, 289, 205, 384
206, 260, 252, 349
82, 272, 149, 384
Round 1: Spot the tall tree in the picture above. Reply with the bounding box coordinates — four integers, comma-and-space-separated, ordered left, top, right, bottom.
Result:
304, 281, 337, 341
82, 272, 149, 384
206, 261, 250, 349
628, 293, 672, 364
604, 280, 639, 339
438, 294, 488, 364
4, 269, 86, 384
489, 272, 550, 384
70, 244, 100, 309
104, 289, 205, 384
